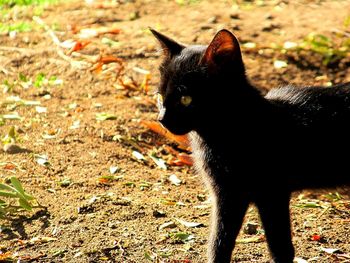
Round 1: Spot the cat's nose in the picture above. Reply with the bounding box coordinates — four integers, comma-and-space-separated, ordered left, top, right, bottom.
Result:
158, 107, 166, 122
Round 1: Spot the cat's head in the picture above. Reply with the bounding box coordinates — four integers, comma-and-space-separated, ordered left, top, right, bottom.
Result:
151, 29, 245, 135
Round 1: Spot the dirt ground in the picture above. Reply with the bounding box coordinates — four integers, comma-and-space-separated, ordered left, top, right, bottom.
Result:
1, 0, 350, 262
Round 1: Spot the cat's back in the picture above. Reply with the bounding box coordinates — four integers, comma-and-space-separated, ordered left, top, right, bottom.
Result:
264, 83, 350, 182
265, 82, 350, 106
265, 82, 350, 129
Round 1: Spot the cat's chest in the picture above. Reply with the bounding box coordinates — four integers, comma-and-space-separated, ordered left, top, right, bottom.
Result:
189, 132, 212, 176
189, 131, 267, 181
189, 132, 233, 183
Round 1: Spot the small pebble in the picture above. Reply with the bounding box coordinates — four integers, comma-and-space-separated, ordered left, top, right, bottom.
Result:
265, 14, 274, 20
243, 222, 259, 235
15, 126, 25, 133
262, 22, 280, 32
3, 144, 25, 154
153, 210, 166, 218
232, 25, 241, 31
230, 13, 240, 20
207, 16, 218, 24
201, 25, 212, 30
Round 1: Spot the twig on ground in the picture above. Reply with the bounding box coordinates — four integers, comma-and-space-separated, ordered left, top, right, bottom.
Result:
32, 16, 90, 69
315, 205, 330, 221
32, 16, 61, 46
0, 65, 11, 75
0, 46, 39, 54
331, 28, 350, 38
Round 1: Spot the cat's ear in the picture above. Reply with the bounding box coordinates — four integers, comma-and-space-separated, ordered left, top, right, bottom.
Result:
200, 29, 242, 69
150, 28, 184, 58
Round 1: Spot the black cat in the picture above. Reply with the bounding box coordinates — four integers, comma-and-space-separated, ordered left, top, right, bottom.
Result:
150, 28, 350, 263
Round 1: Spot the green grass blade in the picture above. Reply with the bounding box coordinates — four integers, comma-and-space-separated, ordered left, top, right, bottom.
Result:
0, 182, 30, 201
10, 177, 25, 195
19, 198, 32, 211
0, 190, 18, 198
0, 183, 17, 192
10, 177, 35, 200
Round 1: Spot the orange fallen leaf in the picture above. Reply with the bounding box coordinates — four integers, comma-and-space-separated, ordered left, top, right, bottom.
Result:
97, 178, 109, 184
17, 239, 26, 245
141, 73, 151, 93
99, 27, 121, 35
68, 24, 79, 34
169, 158, 184, 166
67, 40, 91, 55
311, 234, 321, 241
77, 27, 121, 38
163, 145, 192, 166
140, 120, 190, 149
91, 55, 124, 74
3, 163, 16, 170
93, 63, 103, 74
74, 107, 84, 113
133, 67, 151, 93
0, 251, 13, 261
99, 55, 124, 64
117, 76, 139, 90
169, 159, 192, 166
47, 129, 57, 136
236, 235, 265, 243
176, 153, 193, 166
163, 145, 179, 155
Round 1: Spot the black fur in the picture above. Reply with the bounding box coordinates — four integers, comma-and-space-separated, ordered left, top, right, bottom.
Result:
151, 28, 350, 263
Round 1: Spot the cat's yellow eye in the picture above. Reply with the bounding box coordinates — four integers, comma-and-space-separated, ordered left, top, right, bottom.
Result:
180, 95, 192, 106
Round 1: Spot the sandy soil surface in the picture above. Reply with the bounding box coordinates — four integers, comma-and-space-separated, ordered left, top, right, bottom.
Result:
1, 0, 350, 262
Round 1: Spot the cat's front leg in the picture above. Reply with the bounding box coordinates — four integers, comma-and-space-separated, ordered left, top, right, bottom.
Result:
208, 192, 249, 263
255, 192, 294, 263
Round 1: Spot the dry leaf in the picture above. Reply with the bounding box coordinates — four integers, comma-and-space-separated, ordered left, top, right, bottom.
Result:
274, 60, 288, 69
35, 106, 47, 113
133, 67, 151, 92
77, 27, 121, 39
236, 235, 265, 243
149, 154, 167, 170
0, 251, 13, 261
170, 152, 193, 166
92, 55, 124, 74
175, 218, 203, 228
283, 41, 298, 49
168, 174, 182, 186
159, 221, 177, 230
140, 120, 190, 149
28, 236, 57, 245
132, 151, 146, 161
3, 163, 16, 170
294, 257, 308, 263
67, 40, 91, 55
320, 247, 340, 254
